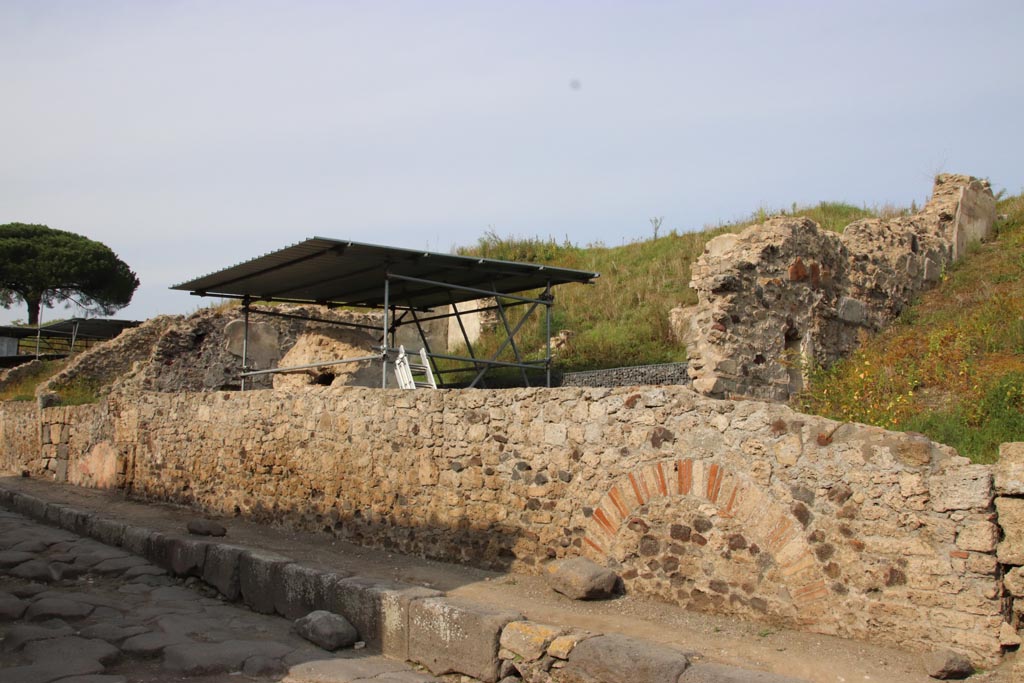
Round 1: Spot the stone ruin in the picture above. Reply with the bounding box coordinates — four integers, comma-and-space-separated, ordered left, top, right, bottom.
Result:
675, 174, 996, 402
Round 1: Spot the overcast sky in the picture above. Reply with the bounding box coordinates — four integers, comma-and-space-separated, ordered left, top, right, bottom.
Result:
2, 0, 1022, 324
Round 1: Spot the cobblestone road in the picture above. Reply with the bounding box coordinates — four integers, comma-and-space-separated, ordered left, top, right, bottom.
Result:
0, 508, 436, 683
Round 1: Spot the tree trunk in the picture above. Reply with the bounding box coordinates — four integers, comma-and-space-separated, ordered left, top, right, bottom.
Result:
26, 297, 41, 326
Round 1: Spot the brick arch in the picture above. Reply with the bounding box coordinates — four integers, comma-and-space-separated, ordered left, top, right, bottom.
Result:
583, 457, 829, 619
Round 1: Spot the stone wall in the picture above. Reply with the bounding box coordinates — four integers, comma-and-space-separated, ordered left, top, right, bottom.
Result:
0, 400, 37, 474
558, 363, 690, 388
6, 384, 1017, 665
678, 174, 996, 401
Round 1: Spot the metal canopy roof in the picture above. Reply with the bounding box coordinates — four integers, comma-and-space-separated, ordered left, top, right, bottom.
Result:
172, 237, 598, 309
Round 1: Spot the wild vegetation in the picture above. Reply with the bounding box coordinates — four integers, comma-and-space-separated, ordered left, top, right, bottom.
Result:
796, 192, 1024, 463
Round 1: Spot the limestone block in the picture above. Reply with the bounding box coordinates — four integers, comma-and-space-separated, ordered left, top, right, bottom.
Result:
997, 497, 1024, 565
548, 632, 593, 660
995, 442, 1024, 495
543, 557, 619, 600
499, 621, 563, 662
202, 544, 245, 601
955, 522, 999, 553
1004, 566, 1024, 596
929, 467, 993, 511
239, 550, 293, 614
408, 597, 521, 683
562, 633, 690, 683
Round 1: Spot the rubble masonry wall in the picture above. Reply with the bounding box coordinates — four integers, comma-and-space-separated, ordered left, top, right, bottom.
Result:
1, 385, 1017, 664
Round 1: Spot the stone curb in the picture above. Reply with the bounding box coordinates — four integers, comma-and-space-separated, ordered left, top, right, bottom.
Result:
0, 485, 812, 683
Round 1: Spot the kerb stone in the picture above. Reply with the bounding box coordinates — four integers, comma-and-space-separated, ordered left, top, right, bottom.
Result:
239, 550, 293, 614
202, 544, 244, 601
169, 537, 210, 577
408, 597, 521, 683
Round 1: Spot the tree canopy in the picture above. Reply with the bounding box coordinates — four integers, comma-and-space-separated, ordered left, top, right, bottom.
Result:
0, 223, 140, 325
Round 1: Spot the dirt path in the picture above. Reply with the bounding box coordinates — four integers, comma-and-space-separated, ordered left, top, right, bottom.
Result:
2, 474, 1019, 683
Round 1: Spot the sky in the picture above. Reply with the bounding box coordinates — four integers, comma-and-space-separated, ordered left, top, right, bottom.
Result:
2, 0, 1023, 324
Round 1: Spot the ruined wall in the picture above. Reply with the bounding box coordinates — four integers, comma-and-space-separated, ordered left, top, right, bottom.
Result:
0, 401, 37, 474
679, 174, 996, 401
16, 384, 1013, 665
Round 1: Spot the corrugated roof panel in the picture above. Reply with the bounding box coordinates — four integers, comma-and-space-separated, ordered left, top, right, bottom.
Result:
172, 237, 598, 308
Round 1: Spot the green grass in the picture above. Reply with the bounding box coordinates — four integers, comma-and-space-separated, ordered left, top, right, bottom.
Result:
0, 360, 66, 401
795, 192, 1024, 463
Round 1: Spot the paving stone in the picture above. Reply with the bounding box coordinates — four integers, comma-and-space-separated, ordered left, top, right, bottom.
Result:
409, 597, 521, 683
679, 663, 810, 682
161, 639, 294, 675
117, 583, 154, 595
47, 676, 128, 683
11, 539, 51, 554
242, 654, 288, 676
561, 633, 690, 683
24, 597, 95, 621
149, 585, 203, 603
12, 584, 49, 599
295, 610, 359, 650
0, 550, 37, 568
23, 635, 121, 665
0, 656, 105, 683
90, 556, 150, 576
283, 655, 410, 682
77, 623, 150, 644
0, 591, 30, 619
543, 557, 619, 600
121, 631, 193, 656
2, 621, 75, 652
8, 560, 63, 583
121, 563, 165, 578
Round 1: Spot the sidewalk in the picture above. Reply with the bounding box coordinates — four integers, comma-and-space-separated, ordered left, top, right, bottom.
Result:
0, 474, 1008, 683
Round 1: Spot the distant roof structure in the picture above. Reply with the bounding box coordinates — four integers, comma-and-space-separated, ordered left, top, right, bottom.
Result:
171, 237, 598, 309
0, 325, 37, 339
37, 318, 140, 340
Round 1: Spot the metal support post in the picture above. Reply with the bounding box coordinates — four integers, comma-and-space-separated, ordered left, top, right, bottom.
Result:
381, 278, 390, 388
241, 298, 250, 391
545, 283, 553, 388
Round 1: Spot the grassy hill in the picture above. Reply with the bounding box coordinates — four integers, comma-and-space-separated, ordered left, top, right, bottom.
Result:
795, 193, 1024, 463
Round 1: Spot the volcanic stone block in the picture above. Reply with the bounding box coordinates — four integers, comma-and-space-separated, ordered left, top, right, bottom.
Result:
87, 516, 127, 547
121, 526, 156, 557
562, 633, 690, 683
321, 576, 440, 657
169, 537, 210, 577
408, 597, 521, 683
294, 610, 359, 650
202, 544, 245, 601
273, 563, 345, 620
238, 550, 293, 614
